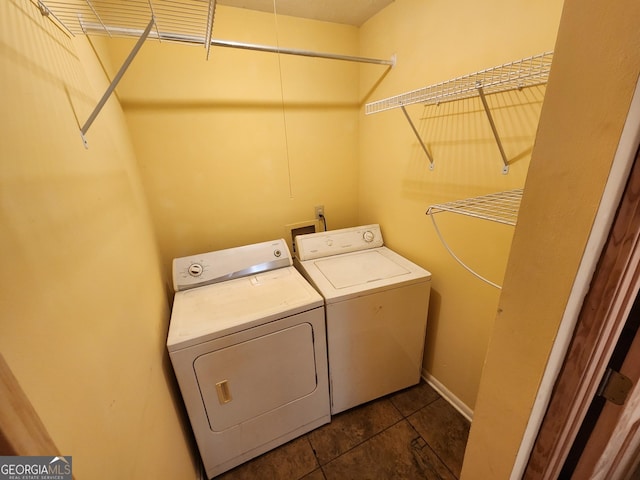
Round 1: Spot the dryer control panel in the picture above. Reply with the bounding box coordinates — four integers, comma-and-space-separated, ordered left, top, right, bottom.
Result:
173, 239, 292, 291
295, 224, 384, 261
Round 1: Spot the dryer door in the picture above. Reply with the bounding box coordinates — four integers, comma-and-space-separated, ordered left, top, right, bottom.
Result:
194, 322, 317, 432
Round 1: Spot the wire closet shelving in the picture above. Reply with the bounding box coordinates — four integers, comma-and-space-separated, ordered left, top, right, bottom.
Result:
426, 189, 523, 226
426, 189, 524, 290
366, 52, 553, 114
34, 0, 395, 147
364, 53, 553, 288
366, 51, 553, 174
37, 0, 217, 50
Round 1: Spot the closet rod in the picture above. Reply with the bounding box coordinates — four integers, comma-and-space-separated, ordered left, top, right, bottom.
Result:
80, 24, 396, 66
212, 39, 396, 66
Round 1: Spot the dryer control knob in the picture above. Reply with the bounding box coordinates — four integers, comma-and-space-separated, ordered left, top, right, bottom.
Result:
363, 230, 375, 242
188, 263, 203, 277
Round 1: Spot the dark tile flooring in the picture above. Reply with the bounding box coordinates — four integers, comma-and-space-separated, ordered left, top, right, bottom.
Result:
216, 380, 470, 480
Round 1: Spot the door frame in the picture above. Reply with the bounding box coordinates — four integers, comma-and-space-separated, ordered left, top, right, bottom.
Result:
519, 77, 640, 478
0, 353, 63, 456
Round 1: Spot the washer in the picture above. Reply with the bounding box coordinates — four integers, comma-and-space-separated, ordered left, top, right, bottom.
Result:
294, 224, 431, 415
167, 239, 330, 478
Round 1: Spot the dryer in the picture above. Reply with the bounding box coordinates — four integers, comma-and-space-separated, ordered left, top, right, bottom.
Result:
167, 239, 330, 478
294, 225, 431, 415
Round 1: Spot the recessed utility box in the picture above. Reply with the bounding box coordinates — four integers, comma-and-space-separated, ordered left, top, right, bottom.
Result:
285, 221, 318, 255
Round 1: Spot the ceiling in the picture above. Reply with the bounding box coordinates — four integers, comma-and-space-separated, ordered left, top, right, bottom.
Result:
217, 0, 394, 27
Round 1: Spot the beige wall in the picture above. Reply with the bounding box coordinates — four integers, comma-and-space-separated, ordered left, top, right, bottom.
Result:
8, 0, 633, 477
0, 1, 197, 478
358, 0, 564, 410
106, 6, 363, 277
462, 0, 640, 477
107, 0, 564, 415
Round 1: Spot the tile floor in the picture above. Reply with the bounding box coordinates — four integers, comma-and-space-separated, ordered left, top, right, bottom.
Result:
216, 381, 470, 479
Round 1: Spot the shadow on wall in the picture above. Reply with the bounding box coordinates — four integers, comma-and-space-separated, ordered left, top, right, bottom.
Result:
119, 99, 361, 111
394, 84, 546, 202
359, 63, 394, 106
422, 288, 442, 370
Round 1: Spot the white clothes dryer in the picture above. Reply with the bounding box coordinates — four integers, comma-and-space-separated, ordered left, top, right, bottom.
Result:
294, 225, 431, 415
167, 239, 330, 478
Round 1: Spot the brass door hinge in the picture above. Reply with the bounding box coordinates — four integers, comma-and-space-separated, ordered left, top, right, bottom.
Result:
597, 368, 633, 405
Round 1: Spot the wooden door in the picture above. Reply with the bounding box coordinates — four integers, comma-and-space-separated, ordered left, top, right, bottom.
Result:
571, 312, 640, 479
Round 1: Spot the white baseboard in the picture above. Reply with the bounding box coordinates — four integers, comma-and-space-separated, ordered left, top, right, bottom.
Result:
422, 370, 474, 423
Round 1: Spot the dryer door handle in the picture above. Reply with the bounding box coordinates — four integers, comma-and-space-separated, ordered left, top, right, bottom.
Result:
215, 380, 233, 404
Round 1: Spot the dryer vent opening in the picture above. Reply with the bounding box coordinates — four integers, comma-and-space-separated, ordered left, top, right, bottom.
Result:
291, 225, 316, 254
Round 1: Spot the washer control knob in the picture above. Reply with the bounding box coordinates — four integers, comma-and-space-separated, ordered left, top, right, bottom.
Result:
274, 249, 282, 257
363, 230, 375, 243
188, 263, 203, 277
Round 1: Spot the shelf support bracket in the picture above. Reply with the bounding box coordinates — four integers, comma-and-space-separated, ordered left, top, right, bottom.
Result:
400, 105, 434, 170
477, 85, 509, 174
80, 16, 155, 148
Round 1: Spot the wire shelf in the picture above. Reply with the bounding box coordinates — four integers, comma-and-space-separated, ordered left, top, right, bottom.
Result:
34, 0, 394, 147
426, 189, 523, 226
37, 0, 217, 44
35, 0, 395, 63
365, 51, 553, 115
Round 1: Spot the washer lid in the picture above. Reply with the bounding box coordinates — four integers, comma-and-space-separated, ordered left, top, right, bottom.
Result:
297, 246, 431, 303
315, 250, 410, 289
167, 266, 323, 351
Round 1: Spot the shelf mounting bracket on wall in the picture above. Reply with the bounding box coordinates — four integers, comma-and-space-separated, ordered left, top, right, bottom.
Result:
477, 84, 510, 174
79, 17, 156, 148
400, 105, 434, 169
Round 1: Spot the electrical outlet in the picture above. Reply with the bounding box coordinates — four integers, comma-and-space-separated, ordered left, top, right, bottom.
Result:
315, 205, 324, 219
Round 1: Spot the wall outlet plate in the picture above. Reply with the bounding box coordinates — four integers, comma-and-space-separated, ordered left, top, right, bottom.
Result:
315, 205, 324, 219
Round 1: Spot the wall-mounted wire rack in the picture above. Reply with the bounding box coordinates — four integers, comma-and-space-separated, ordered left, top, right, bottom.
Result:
426, 189, 523, 226
35, 0, 395, 65
36, 0, 217, 53
366, 52, 553, 114
36, 0, 219, 147
426, 189, 523, 289
366, 51, 553, 173
34, 0, 394, 147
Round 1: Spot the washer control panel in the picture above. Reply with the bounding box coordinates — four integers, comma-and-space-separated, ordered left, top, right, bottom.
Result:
172, 239, 292, 291
187, 263, 204, 277
295, 224, 384, 261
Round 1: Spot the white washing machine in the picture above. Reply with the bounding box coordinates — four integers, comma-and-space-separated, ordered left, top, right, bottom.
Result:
167, 239, 330, 478
294, 224, 431, 415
